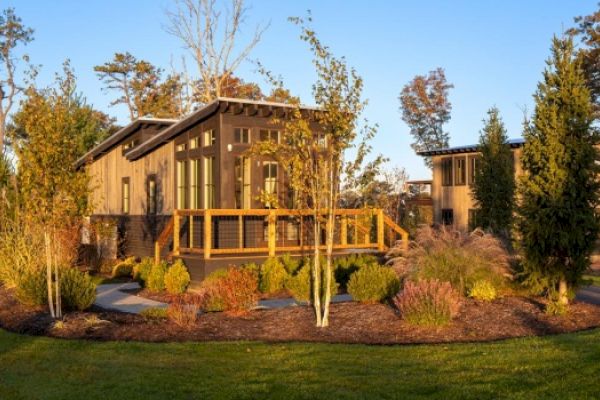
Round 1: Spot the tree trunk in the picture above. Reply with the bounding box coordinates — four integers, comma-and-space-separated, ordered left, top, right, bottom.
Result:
0, 121, 5, 154
312, 212, 322, 327
44, 232, 55, 319
558, 278, 569, 306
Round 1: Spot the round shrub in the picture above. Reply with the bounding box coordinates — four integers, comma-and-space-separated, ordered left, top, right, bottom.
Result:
164, 260, 191, 295
259, 257, 287, 294
200, 267, 258, 314
280, 253, 301, 275
14, 269, 47, 306
468, 280, 497, 301
132, 257, 153, 287
394, 279, 461, 327
347, 264, 400, 303
60, 268, 97, 311
284, 260, 339, 303
111, 256, 136, 278
334, 253, 379, 289
147, 261, 168, 292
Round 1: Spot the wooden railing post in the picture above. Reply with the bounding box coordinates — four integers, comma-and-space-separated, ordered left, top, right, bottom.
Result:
204, 210, 212, 260
402, 231, 409, 253
363, 212, 370, 245
340, 214, 348, 246
377, 209, 385, 251
173, 210, 180, 256
268, 211, 276, 257
154, 242, 160, 265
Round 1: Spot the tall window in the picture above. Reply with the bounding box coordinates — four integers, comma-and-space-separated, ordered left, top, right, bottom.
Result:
190, 136, 200, 149
190, 159, 201, 209
234, 128, 250, 144
235, 156, 251, 209
455, 157, 466, 185
442, 157, 453, 186
263, 161, 278, 208
176, 143, 187, 152
468, 155, 480, 185
176, 160, 187, 209
204, 129, 215, 147
260, 129, 280, 143
122, 177, 130, 214
147, 175, 157, 214
441, 209, 454, 225
204, 156, 215, 208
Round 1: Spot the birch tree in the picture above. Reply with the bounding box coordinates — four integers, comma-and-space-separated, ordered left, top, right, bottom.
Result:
0, 8, 33, 153
165, 0, 268, 106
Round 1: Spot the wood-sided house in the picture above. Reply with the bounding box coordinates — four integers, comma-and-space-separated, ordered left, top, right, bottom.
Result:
417, 139, 525, 231
78, 98, 409, 281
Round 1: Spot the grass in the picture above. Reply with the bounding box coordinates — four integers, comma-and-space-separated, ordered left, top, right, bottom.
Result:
583, 274, 600, 287
1, 328, 600, 399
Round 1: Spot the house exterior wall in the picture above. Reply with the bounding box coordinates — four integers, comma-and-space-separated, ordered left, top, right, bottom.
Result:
431, 147, 522, 231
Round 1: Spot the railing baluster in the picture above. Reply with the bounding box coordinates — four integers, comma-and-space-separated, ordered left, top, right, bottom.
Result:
204, 209, 211, 260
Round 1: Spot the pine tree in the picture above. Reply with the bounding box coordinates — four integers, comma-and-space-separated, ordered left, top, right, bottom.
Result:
518, 36, 599, 308
471, 107, 515, 236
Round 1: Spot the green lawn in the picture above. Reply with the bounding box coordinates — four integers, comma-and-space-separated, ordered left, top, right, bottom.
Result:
1, 329, 600, 399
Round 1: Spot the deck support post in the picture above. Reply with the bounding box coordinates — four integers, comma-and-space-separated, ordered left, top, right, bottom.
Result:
204, 210, 212, 260
154, 242, 160, 265
377, 209, 385, 251
173, 210, 180, 256
268, 211, 276, 257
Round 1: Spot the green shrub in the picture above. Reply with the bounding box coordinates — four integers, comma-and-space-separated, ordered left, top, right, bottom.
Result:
334, 253, 379, 289
259, 257, 288, 294
133, 257, 154, 286
347, 264, 400, 303
111, 256, 136, 278
394, 279, 461, 327
280, 253, 301, 275
147, 261, 168, 292
407, 226, 511, 296
164, 260, 191, 295
468, 280, 497, 301
14, 269, 47, 306
200, 267, 258, 314
284, 259, 339, 303
60, 268, 97, 311
140, 307, 168, 320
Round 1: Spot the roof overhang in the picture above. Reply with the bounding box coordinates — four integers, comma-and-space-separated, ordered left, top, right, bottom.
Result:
417, 138, 525, 157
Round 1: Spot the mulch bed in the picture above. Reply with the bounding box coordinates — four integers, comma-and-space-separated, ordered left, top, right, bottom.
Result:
1, 284, 600, 345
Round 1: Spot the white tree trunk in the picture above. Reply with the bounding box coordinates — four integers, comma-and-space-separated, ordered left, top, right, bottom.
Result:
44, 232, 55, 319
558, 279, 568, 306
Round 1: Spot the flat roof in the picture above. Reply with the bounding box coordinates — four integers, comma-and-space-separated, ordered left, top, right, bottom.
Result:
417, 138, 525, 156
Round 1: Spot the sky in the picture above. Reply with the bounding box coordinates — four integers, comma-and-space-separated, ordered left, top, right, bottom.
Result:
3, 0, 598, 180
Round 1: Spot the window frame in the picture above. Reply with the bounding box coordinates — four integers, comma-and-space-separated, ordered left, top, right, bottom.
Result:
263, 161, 278, 208
234, 156, 251, 209
441, 208, 454, 225
147, 175, 157, 215
189, 159, 201, 209
234, 127, 251, 144
204, 156, 216, 209
121, 177, 130, 215
203, 129, 216, 147
468, 155, 480, 185
259, 129, 280, 143
454, 156, 467, 186
176, 160, 188, 210
441, 157, 453, 186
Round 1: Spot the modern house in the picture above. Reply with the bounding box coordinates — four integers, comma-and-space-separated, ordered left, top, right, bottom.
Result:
78, 97, 408, 281
417, 139, 524, 231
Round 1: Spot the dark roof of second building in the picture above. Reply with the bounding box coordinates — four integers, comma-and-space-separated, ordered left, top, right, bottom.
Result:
417, 138, 525, 156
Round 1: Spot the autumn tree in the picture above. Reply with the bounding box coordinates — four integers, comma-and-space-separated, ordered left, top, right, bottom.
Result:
518, 36, 598, 311
471, 107, 515, 236
0, 8, 33, 153
95, 52, 182, 120
165, 0, 268, 105
399, 68, 453, 168
568, 6, 600, 116
199, 74, 264, 101
265, 87, 299, 104
11, 62, 95, 318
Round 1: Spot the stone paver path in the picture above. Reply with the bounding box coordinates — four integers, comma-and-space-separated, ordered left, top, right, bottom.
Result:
576, 285, 600, 306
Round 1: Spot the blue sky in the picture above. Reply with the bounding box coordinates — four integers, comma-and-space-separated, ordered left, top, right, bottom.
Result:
4, 0, 597, 179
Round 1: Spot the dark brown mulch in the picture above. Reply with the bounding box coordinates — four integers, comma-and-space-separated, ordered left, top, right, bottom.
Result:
1, 284, 600, 344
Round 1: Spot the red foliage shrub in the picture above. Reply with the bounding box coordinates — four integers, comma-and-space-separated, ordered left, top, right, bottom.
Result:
167, 294, 203, 328
394, 279, 461, 326
201, 267, 259, 315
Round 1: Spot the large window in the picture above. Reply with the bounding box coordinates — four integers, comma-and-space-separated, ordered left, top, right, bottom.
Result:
190, 136, 200, 150
235, 156, 251, 209
190, 159, 201, 209
204, 156, 215, 209
441, 209, 454, 225
263, 161, 278, 208
442, 157, 453, 186
468, 155, 480, 185
122, 177, 130, 214
454, 157, 466, 186
147, 175, 157, 214
234, 128, 250, 144
260, 129, 280, 143
176, 160, 187, 209
204, 129, 215, 147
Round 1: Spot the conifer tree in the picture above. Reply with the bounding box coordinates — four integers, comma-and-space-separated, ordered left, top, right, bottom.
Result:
518, 36, 599, 309
471, 107, 515, 236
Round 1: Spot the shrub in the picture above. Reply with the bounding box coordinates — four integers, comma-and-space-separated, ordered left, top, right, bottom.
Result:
147, 261, 168, 292
168, 295, 201, 327
347, 264, 400, 303
111, 256, 136, 278
60, 268, 97, 311
140, 307, 168, 320
284, 259, 339, 303
280, 253, 301, 275
468, 280, 497, 302
200, 267, 258, 314
164, 260, 191, 295
259, 257, 287, 294
394, 279, 461, 327
133, 257, 154, 287
334, 253, 379, 289
404, 226, 511, 296
14, 269, 47, 306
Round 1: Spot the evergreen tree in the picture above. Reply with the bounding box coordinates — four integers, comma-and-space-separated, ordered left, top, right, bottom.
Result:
471, 107, 515, 236
518, 36, 599, 308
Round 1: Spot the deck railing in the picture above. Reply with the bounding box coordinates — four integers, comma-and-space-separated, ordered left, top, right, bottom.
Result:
155, 208, 409, 263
